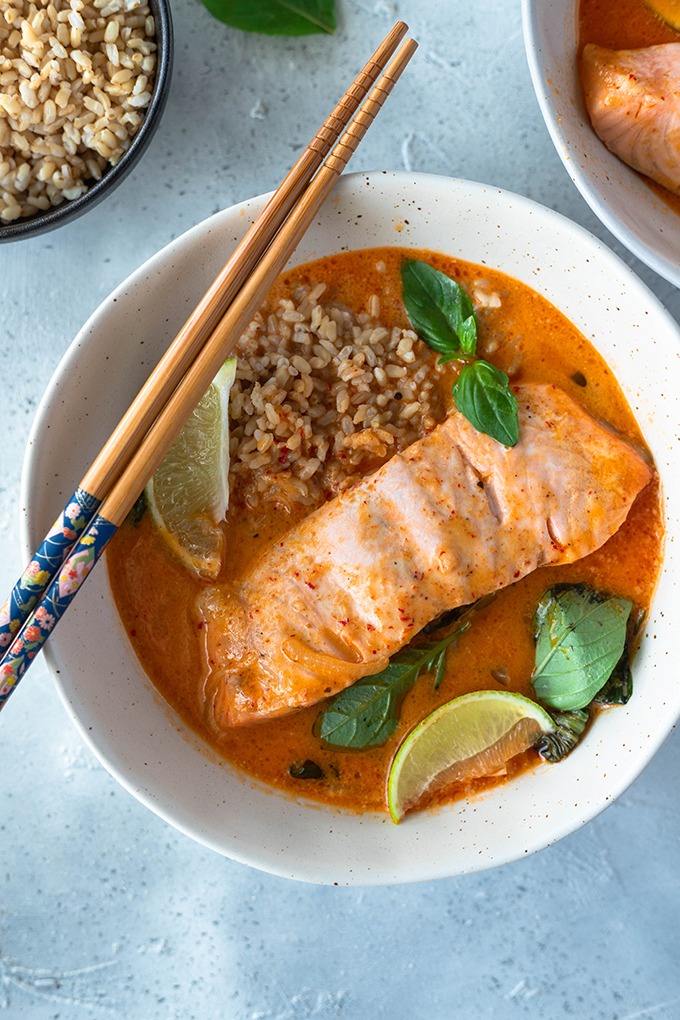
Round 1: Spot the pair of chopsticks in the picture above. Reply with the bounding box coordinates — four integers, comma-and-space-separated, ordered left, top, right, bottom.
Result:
0, 23, 418, 710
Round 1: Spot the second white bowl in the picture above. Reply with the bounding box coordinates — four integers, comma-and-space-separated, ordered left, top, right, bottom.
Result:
523, 0, 680, 287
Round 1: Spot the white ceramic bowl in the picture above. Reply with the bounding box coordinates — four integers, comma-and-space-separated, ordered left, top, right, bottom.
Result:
522, 0, 680, 287
22, 172, 680, 885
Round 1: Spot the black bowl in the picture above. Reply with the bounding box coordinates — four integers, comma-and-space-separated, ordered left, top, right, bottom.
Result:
0, 0, 173, 243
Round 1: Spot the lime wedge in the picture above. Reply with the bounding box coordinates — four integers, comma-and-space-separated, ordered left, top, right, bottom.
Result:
387, 690, 555, 823
146, 359, 237, 578
644, 0, 680, 29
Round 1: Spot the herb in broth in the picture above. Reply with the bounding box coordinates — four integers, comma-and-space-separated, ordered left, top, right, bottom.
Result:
400, 259, 478, 356
593, 644, 633, 705
289, 759, 325, 780
534, 708, 590, 763
422, 593, 495, 636
532, 584, 633, 711
593, 604, 645, 706
127, 492, 147, 527
200, 0, 336, 34
400, 260, 519, 446
453, 362, 519, 448
317, 621, 470, 749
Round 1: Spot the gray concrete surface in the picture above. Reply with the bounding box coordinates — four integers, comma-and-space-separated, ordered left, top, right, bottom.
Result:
1, 2, 679, 1017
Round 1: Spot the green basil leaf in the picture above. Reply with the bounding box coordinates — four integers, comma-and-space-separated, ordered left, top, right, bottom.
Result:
593, 643, 632, 705
201, 0, 336, 35
126, 491, 147, 527
423, 604, 469, 634
534, 708, 590, 763
532, 584, 633, 711
401, 260, 477, 357
316, 672, 404, 749
452, 360, 519, 447
432, 647, 448, 690
423, 594, 496, 636
289, 759, 325, 779
459, 314, 477, 356
317, 624, 469, 749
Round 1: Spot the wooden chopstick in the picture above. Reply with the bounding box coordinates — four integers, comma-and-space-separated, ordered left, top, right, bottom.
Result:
0, 36, 418, 708
104, 39, 418, 527
0, 20, 408, 659
80, 19, 409, 502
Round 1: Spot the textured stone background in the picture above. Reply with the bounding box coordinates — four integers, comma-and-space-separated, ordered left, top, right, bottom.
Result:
1, 2, 679, 1017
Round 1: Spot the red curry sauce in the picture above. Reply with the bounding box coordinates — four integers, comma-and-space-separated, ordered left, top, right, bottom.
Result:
107, 248, 663, 815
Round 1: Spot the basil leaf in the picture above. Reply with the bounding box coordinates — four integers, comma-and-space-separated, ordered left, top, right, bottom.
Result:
432, 647, 448, 690
593, 643, 632, 705
452, 361, 519, 447
317, 624, 469, 749
532, 584, 633, 711
126, 491, 147, 527
423, 604, 470, 634
289, 759, 325, 780
459, 314, 477, 356
534, 708, 590, 763
423, 594, 497, 639
201, 0, 336, 35
401, 260, 477, 356
316, 674, 405, 749
399, 262, 520, 446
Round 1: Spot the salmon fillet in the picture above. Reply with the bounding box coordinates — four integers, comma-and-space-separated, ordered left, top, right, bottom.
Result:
200, 383, 652, 728
581, 42, 680, 195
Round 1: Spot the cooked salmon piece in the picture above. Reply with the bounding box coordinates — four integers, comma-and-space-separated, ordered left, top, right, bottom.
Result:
581, 42, 680, 195
200, 383, 652, 728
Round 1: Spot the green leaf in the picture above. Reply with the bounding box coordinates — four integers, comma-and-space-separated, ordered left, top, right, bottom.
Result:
593, 643, 633, 705
288, 759, 325, 779
534, 708, 590, 763
423, 594, 496, 636
399, 262, 520, 447
200, 0, 336, 35
317, 624, 469, 749
401, 260, 477, 357
459, 314, 477, 356
432, 648, 448, 690
532, 584, 633, 711
126, 491, 147, 527
452, 361, 519, 447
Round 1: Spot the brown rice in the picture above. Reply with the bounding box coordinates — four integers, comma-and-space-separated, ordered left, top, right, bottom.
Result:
0, 0, 156, 223
229, 283, 448, 511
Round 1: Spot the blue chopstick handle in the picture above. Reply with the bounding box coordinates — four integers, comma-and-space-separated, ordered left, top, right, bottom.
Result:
0, 487, 101, 653
0, 512, 116, 709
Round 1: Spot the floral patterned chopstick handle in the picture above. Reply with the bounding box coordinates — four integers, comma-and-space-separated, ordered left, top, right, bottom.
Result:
0, 511, 116, 710
0, 487, 101, 653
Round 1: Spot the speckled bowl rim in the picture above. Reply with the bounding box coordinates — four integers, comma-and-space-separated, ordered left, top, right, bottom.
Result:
0, 0, 173, 243
522, 0, 680, 288
21, 171, 680, 885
